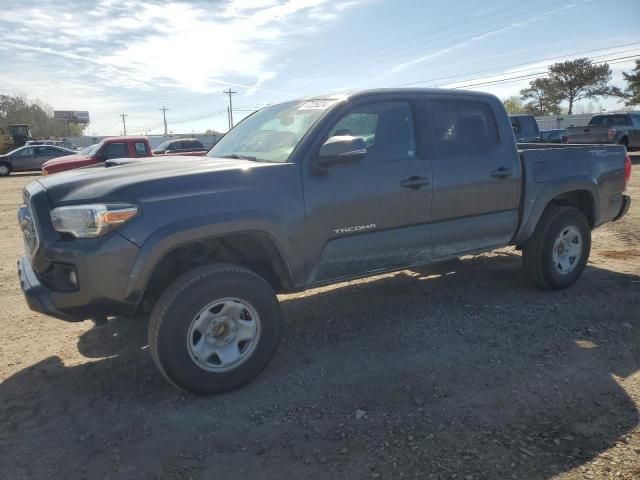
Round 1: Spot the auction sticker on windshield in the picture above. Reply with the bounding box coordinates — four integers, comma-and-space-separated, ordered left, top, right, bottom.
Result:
298, 100, 335, 110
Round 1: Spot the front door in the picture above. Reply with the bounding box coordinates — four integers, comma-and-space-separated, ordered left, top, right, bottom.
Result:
302, 99, 433, 284
11, 147, 36, 171
425, 97, 521, 259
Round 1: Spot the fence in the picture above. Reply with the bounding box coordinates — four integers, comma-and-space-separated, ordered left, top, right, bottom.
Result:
534, 114, 597, 130
65, 133, 224, 149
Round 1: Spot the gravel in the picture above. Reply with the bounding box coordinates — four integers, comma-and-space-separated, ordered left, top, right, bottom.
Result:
0, 162, 639, 479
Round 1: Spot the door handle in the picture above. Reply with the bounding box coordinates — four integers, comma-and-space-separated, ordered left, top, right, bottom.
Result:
491, 167, 513, 179
401, 176, 430, 189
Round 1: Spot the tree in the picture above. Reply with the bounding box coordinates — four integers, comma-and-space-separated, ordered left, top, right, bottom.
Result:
543, 58, 622, 114
519, 78, 561, 115
622, 59, 640, 107
502, 96, 526, 114
0, 94, 85, 138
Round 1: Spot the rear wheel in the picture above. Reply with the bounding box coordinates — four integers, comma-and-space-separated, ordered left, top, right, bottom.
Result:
149, 264, 281, 394
522, 206, 591, 290
0, 163, 11, 177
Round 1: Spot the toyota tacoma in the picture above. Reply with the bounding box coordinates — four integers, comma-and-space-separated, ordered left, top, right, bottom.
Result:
17, 89, 632, 394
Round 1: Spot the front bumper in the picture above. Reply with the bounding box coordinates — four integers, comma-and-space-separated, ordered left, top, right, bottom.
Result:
17, 255, 80, 322
613, 194, 631, 222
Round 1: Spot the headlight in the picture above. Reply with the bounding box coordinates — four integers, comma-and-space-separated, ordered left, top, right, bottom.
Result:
50, 204, 139, 238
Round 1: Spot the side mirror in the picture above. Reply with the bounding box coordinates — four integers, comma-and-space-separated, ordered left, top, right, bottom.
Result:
315, 136, 367, 170
95, 152, 107, 162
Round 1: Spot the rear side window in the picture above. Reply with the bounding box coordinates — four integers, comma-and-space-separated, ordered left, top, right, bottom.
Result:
590, 115, 630, 127
329, 101, 416, 164
134, 142, 149, 156
631, 115, 640, 128
103, 142, 128, 159
183, 140, 202, 149
512, 116, 537, 135
430, 101, 499, 157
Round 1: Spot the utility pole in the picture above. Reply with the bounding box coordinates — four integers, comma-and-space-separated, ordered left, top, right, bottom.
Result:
120, 113, 128, 136
159, 106, 169, 136
223, 89, 237, 129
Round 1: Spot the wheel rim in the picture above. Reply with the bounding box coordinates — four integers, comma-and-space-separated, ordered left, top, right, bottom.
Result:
552, 226, 583, 275
186, 297, 261, 372
0, 165, 9, 175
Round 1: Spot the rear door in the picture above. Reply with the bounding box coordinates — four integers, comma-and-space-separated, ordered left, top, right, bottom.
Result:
133, 140, 151, 157
33, 146, 60, 168
10, 147, 36, 171
425, 96, 521, 259
302, 97, 433, 283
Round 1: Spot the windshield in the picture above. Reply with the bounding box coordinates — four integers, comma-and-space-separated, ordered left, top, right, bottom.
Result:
155, 140, 172, 150
78, 144, 97, 156
207, 99, 338, 162
84, 142, 102, 156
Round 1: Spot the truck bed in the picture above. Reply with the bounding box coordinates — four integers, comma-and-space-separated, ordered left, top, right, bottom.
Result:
566, 125, 611, 144
513, 143, 628, 245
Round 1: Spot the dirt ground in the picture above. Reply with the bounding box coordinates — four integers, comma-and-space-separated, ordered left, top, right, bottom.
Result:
1, 159, 639, 480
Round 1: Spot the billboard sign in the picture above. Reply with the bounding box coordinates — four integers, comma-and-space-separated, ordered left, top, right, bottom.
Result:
54, 111, 90, 124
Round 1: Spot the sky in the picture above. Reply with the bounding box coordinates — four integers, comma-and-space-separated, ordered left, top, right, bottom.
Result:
0, 0, 638, 136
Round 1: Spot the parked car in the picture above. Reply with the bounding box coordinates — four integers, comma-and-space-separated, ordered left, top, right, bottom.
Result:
18, 88, 631, 394
567, 113, 640, 150
26, 140, 78, 150
509, 114, 540, 142
0, 145, 74, 176
43, 136, 205, 175
538, 129, 568, 144
153, 138, 207, 155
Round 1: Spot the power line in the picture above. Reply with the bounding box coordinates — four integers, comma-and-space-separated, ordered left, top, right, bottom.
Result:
282, 0, 567, 81
443, 54, 638, 90
390, 43, 640, 88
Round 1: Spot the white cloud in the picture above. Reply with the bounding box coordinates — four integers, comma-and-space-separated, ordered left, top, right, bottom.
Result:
1, 0, 367, 95
0, 0, 368, 133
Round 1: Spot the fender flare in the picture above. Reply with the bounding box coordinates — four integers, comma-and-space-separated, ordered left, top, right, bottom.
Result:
122, 212, 294, 303
512, 177, 599, 245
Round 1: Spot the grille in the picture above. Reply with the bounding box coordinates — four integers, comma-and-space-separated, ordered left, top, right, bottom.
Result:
18, 195, 40, 256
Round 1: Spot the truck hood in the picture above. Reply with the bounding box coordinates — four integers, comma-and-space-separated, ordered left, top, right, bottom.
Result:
37, 155, 266, 205
42, 153, 86, 168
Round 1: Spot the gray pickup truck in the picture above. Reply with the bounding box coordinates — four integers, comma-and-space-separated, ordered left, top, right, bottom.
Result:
17, 89, 631, 394
567, 112, 640, 150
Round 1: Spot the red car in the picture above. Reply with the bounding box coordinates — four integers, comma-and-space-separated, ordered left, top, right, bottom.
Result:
42, 136, 206, 175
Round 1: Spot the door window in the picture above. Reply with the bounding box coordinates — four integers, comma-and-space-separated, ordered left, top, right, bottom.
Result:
103, 142, 128, 159
431, 101, 499, 157
15, 147, 34, 158
329, 101, 416, 164
133, 142, 149, 156
36, 146, 58, 156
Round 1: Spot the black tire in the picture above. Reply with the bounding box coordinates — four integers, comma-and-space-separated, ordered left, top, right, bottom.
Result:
522, 206, 591, 290
149, 263, 281, 394
0, 162, 11, 177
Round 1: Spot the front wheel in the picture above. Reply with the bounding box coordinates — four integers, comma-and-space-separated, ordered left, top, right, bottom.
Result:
522, 206, 591, 290
0, 162, 11, 177
149, 264, 281, 394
